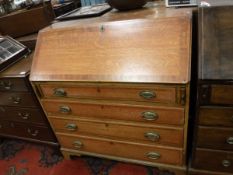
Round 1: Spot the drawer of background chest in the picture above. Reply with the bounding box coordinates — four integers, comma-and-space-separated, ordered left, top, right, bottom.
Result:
199, 107, 233, 127
0, 78, 30, 92
193, 148, 233, 173
0, 92, 37, 107
38, 84, 185, 105
42, 100, 185, 126
196, 126, 233, 151
49, 117, 184, 147
199, 84, 233, 105
3, 122, 55, 142
57, 134, 183, 166
0, 106, 46, 125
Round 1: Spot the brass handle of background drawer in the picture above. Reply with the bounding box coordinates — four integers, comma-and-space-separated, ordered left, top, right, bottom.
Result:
27, 128, 39, 137
140, 91, 156, 99
59, 106, 71, 114
146, 152, 161, 160
142, 112, 158, 121
9, 96, 21, 104
226, 137, 233, 145
54, 88, 67, 97
18, 112, 30, 120
65, 123, 77, 131
222, 160, 231, 167
0, 81, 12, 90
144, 132, 160, 142
73, 140, 83, 149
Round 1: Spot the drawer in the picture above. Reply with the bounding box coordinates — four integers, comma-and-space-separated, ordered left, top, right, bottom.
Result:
1, 122, 55, 142
196, 126, 233, 151
50, 117, 184, 147
0, 106, 46, 125
193, 148, 233, 173
200, 84, 233, 105
0, 92, 37, 107
39, 84, 180, 104
42, 100, 185, 126
199, 107, 233, 127
0, 78, 29, 92
57, 134, 183, 166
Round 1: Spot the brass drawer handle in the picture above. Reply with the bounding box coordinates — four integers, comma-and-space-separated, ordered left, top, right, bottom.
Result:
222, 160, 231, 167
18, 112, 30, 120
9, 96, 21, 104
59, 106, 71, 114
144, 132, 160, 142
0, 81, 13, 90
142, 112, 158, 121
73, 140, 83, 149
27, 128, 39, 137
54, 88, 67, 97
65, 123, 77, 131
140, 91, 156, 99
227, 137, 233, 145
146, 152, 161, 160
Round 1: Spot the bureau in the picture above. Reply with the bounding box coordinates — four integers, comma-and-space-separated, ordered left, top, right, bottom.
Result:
189, 1, 233, 175
30, 3, 193, 174
0, 53, 57, 145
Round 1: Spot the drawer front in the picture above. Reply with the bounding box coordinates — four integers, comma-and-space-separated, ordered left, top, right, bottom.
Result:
0, 106, 46, 125
57, 134, 183, 166
199, 107, 233, 127
50, 117, 184, 147
200, 84, 233, 105
39, 84, 179, 104
0, 78, 29, 92
0, 92, 37, 107
197, 127, 233, 151
2, 122, 55, 142
193, 149, 233, 173
42, 100, 185, 126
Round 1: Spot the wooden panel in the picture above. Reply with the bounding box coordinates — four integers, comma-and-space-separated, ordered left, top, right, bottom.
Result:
1, 122, 55, 142
49, 117, 184, 147
196, 126, 233, 150
210, 85, 233, 105
0, 106, 46, 125
0, 78, 29, 92
30, 16, 191, 84
40, 84, 178, 104
57, 134, 183, 165
199, 107, 233, 127
0, 92, 37, 107
193, 148, 233, 173
42, 99, 185, 125
199, 6, 233, 80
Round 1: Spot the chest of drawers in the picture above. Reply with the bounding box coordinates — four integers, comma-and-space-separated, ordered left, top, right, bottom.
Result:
0, 54, 57, 145
30, 4, 192, 174
190, 2, 233, 175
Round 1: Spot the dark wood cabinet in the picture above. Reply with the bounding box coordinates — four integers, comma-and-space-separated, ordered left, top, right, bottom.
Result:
190, 1, 233, 174
0, 54, 57, 145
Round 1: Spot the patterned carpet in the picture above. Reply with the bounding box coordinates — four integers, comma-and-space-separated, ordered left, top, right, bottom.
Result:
0, 139, 175, 175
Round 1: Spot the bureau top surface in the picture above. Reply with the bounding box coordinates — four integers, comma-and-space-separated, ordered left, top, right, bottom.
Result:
30, 2, 192, 84
0, 53, 33, 78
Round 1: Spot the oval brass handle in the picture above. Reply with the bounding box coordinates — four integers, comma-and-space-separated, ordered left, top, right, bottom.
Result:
73, 140, 83, 149
59, 106, 71, 114
144, 132, 160, 142
9, 96, 21, 104
146, 152, 161, 160
65, 123, 77, 131
27, 129, 39, 137
54, 88, 67, 97
18, 112, 30, 120
142, 112, 158, 121
222, 160, 231, 167
4, 81, 13, 90
140, 91, 156, 99
226, 137, 233, 145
